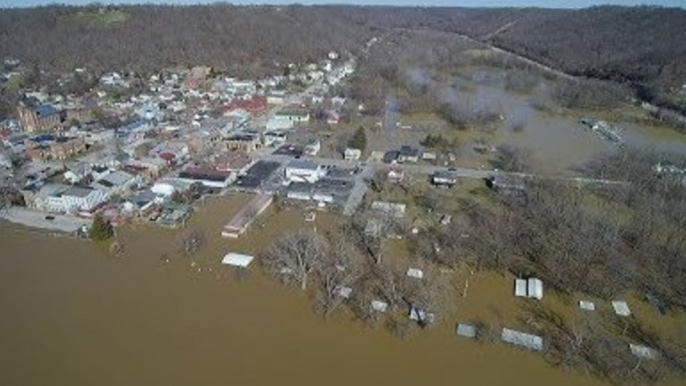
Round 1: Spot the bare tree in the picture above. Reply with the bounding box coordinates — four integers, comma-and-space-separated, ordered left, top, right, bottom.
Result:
263, 229, 328, 290
177, 227, 205, 257
314, 235, 364, 316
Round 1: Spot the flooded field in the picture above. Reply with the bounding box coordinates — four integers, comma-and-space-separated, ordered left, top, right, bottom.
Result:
1, 193, 684, 386
400, 67, 686, 174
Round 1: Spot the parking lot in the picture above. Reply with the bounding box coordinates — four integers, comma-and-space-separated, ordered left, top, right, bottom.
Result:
0, 207, 91, 233
233, 161, 281, 190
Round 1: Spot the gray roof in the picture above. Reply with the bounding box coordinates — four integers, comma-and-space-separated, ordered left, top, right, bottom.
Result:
62, 186, 95, 198
99, 170, 134, 186
287, 159, 319, 171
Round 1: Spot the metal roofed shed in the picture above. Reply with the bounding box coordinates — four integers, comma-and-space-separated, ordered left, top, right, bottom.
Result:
514, 278, 543, 299
630, 344, 659, 359
579, 300, 596, 311
501, 328, 544, 352
612, 301, 631, 316
371, 300, 388, 312
221, 253, 255, 268
456, 323, 477, 339
336, 286, 352, 299
527, 278, 543, 300
406, 268, 424, 279
409, 307, 435, 324
515, 279, 528, 297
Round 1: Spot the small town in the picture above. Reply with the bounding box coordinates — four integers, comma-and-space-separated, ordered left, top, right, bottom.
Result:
1, 4, 686, 386
0, 51, 367, 230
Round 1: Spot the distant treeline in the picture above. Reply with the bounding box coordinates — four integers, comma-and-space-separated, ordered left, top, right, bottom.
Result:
1, 5, 685, 112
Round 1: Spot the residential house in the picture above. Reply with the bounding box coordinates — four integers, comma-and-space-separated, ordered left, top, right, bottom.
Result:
398, 146, 420, 163
432, 171, 458, 186
91, 170, 139, 197
371, 201, 406, 218
304, 139, 321, 156
388, 168, 405, 183
267, 108, 310, 130
178, 167, 233, 189
151, 179, 192, 197
64, 162, 92, 184
214, 151, 253, 175
224, 96, 267, 117
266, 90, 287, 105
263, 130, 288, 147
225, 132, 261, 153
344, 148, 361, 161
325, 110, 341, 125
47, 186, 109, 214
50, 137, 86, 160
150, 141, 190, 165
17, 104, 64, 133
285, 160, 326, 184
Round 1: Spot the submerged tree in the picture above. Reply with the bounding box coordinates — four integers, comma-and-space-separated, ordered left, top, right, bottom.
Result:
90, 215, 114, 241
262, 229, 329, 290
177, 227, 205, 257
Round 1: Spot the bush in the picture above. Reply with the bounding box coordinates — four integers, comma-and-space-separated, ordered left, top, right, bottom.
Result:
90, 215, 114, 241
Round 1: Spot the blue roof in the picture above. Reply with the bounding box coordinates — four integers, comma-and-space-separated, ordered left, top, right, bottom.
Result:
35, 104, 60, 118
32, 134, 55, 143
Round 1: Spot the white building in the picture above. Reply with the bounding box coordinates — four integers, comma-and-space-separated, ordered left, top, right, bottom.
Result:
285, 160, 326, 184
151, 178, 192, 197
304, 139, 321, 156
46, 186, 109, 214
267, 108, 310, 130
91, 170, 139, 196
371, 201, 406, 218
344, 148, 361, 161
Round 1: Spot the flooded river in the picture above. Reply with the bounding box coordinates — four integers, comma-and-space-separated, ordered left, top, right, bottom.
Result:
407, 67, 686, 174
0, 194, 683, 386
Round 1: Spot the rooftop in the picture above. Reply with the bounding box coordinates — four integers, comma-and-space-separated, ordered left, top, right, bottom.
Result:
287, 159, 319, 171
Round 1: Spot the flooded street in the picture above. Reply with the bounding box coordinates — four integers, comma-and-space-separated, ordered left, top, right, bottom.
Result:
1, 194, 684, 386
0, 200, 582, 385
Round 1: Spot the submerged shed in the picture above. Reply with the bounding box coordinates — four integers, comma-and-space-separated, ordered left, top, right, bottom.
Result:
337, 286, 353, 299
630, 344, 659, 359
456, 323, 477, 339
515, 279, 528, 297
407, 268, 424, 279
371, 300, 388, 312
612, 301, 631, 316
221, 253, 255, 268
527, 278, 543, 300
501, 328, 544, 352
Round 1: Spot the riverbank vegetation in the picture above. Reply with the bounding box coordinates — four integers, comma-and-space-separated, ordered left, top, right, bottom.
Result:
258, 147, 686, 384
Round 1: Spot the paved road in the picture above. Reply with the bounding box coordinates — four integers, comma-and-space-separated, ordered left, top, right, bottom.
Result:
343, 163, 374, 216
0, 207, 91, 233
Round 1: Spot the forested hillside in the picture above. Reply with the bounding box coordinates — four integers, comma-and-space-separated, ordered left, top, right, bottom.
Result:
0, 4, 684, 112
484, 6, 686, 112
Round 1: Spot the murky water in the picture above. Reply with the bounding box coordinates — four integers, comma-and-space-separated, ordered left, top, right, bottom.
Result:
1, 194, 684, 386
407, 67, 686, 173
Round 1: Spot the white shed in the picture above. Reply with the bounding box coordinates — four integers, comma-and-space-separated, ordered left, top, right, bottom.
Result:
501, 328, 544, 352
221, 253, 255, 268
406, 268, 424, 279
630, 344, 658, 359
579, 300, 596, 311
371, 300, 388, 312
527, 278, 543, 300
612, 301, 631, 316
515, 279, 528, 297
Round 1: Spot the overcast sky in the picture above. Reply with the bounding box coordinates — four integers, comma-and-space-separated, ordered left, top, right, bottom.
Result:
1, 0, 684, 9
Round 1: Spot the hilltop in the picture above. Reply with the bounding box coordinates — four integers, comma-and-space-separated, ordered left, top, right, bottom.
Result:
0, 5, 685, 113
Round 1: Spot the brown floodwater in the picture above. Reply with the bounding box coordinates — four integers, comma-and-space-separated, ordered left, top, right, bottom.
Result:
0, 194, 683, 386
